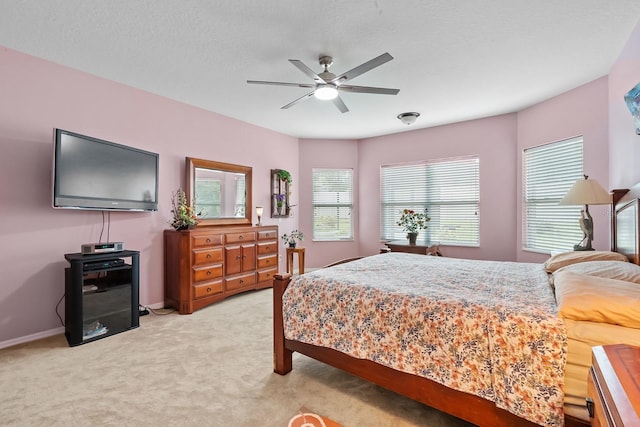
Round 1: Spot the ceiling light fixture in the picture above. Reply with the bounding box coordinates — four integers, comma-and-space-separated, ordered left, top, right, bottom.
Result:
397, 112, 420, 125
314, 84, 338, 100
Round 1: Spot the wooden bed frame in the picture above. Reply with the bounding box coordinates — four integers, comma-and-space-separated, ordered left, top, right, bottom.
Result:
272, 188, 638, 427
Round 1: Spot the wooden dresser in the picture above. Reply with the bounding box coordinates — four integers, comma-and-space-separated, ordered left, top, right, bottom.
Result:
164, 225, 278, 314
587, 344, 640, 426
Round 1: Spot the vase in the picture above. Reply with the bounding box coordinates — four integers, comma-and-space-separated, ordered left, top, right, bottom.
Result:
288, 242, 296, 248
176, 224, 196, 231
407, 232, 418, 245
277, 205, 284, 216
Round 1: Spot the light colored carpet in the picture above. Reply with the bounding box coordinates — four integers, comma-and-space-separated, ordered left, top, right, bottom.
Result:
0, 289, 474, 427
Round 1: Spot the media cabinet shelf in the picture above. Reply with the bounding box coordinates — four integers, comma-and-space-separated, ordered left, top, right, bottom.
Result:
64, 250, 140, 346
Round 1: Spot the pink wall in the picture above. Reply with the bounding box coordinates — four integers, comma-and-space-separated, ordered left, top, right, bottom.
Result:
516, 77, 610, 262
609, 19, 640, 189
3, 17, 639, 346
357, 114, 519, 261
298, 139, 359, 268
0, 47, 298, 345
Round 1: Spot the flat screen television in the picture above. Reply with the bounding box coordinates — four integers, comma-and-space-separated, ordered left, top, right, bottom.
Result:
52, 129, 159, 211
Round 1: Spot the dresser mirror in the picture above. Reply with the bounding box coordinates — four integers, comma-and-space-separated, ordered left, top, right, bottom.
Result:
186, 157, 252, 226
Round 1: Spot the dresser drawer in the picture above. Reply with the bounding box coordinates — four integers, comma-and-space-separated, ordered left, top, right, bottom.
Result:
193, 264, 223, 282
257, 267, 277, 283
193, 280, 223, 299
226, 231, 256, 244
257, 241, 277, 255
193, 247, 224, 266
257, 255, 277, 269
191, 233, 223, 248
258, 229, 277, 241
225, 272, 256, 291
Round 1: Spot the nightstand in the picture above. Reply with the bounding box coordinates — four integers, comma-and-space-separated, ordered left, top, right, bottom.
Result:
383, 240, 441, 256
586, 344, 640, 426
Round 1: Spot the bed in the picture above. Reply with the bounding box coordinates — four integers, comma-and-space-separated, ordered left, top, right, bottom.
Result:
272, 189, 640, 427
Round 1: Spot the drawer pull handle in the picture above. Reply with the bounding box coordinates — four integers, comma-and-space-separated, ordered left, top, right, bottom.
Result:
206, 254, 212, 259
266, 246, 270, 251
243, 255, 246, 259
239, 235, 243, 240
207, 287, 212, 293
239, 279, 244, 284
236, 256, 241, 260
586, 398, 594, 418
206, 271, 212, 276
206, 238, 211, 243
266, 259, 270, 264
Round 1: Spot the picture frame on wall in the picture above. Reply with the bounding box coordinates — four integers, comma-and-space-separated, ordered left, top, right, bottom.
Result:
625, 82, 640, 135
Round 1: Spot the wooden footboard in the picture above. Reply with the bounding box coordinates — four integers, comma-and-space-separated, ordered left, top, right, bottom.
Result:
272, 273, 588, 427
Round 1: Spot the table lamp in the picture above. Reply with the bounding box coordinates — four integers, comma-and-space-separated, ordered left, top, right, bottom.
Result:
558, 175, 611, 251
256, 206, 263, 226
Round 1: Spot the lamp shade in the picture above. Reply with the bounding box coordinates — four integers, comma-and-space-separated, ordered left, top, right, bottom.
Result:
256, 206, 264, 216
558, 176, 611, 206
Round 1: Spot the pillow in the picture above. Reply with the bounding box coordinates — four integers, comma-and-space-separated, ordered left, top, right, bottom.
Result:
554, 271, 640, 328
543, 251, 628, 273
553, 260, 640, 285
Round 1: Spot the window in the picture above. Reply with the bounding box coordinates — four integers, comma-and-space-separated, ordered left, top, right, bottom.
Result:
523, 137, 583, 253
381, 157, 480, 246
312, 169, 353, 241
194, 179, 221, 217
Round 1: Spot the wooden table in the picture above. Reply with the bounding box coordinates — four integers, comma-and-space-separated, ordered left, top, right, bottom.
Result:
286, 247, 305, 275
382, 240, 441, 256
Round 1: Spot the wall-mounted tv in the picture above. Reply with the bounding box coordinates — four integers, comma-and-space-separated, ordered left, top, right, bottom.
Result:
52, 129, 159, 211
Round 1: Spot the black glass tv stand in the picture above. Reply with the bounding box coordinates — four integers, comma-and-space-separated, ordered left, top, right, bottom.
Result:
64, 250, 140, 346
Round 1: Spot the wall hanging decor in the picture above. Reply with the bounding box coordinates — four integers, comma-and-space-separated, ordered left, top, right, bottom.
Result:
271, 169, 291, 218
624, 82, 640, 135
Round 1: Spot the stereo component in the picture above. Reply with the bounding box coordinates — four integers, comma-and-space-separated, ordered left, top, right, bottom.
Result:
81, 242, 125, 254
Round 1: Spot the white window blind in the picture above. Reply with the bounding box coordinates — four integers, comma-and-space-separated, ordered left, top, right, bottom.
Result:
523, 137, 583, 253
235, 176, 246, 217
381, 157, 480, 246
312, 168, 353, 241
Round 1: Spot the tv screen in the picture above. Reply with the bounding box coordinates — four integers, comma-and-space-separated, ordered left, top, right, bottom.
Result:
52, 129, 159, 211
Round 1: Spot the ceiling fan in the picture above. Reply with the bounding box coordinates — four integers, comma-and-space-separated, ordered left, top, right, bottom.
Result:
247, 52, 399, 113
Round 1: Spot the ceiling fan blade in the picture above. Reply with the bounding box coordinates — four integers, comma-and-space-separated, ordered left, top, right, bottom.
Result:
338, 85, 399, 95
332, 95, 349, 113
281, 91, 315, 109
331, 52, 393, 83
247, 80, 315, 89
289, 59, 326, 83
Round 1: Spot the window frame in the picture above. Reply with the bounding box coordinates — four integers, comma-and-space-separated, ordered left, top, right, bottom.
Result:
380, 156, 480, 247
311, 168, 354, 242
522, 136, 584, 254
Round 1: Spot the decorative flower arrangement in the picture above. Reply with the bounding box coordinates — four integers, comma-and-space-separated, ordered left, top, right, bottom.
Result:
275, 193, 286, 207
169, 189, 199, 230
281, 229, 304, 247
397, 208, 430, 233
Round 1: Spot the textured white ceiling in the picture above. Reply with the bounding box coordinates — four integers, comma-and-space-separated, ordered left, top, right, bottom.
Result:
1, 1, 639, 139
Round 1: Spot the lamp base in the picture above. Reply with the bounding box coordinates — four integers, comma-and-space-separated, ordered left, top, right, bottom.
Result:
573, 244, 594, 251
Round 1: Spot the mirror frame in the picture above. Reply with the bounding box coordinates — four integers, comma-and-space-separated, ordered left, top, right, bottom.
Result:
186, 157, 252, 227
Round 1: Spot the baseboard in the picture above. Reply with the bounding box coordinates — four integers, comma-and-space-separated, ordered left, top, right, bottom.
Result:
0, 326, 65, 350
1, 301, 166, 350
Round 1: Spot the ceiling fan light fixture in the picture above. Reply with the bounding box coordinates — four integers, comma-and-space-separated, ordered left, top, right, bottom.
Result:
314, 85, 338, 100
397, 112, 420, 125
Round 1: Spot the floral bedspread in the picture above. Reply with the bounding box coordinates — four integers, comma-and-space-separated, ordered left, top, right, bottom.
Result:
282, 253, 567, 426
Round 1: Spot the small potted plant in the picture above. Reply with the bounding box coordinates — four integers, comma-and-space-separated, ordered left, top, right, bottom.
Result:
277, 169, 292, 184
281, 229, 304, 248
169, 189, 199, 230
397, 208, 430, 245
